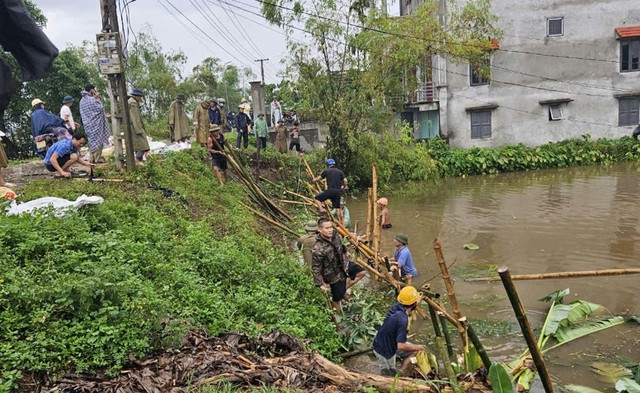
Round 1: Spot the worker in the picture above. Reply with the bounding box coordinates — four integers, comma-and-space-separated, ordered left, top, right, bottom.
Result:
373, 286, 426, 376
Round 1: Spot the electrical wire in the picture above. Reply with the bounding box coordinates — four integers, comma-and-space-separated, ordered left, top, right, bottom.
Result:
253, 0, 620, 64
160, 0, 255, 69
220, 0, 625, 99
156, 0, 221, 57
212, 0, 625, 127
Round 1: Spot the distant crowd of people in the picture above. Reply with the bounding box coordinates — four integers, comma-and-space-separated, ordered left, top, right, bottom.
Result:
22, 85, 304, 185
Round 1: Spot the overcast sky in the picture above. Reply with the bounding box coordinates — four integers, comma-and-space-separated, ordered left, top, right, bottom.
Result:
33, 0, 399, 86
33, 0, 295, 84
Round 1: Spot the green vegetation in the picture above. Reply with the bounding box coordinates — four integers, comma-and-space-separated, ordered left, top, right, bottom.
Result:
428, 135, 640, 178
0, 150, 341, 389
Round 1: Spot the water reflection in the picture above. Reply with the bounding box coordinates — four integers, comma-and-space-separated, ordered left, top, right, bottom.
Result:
347, 162, 640, 388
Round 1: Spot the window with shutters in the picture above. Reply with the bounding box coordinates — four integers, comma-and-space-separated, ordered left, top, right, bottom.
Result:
618, 97, 640, 126
549, 104, 563, 121
547, 17, 564, 37
470, 110, 492, 139
621, 39, 640, 72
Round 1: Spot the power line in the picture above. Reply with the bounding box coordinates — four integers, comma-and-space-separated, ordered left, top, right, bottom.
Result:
213, 0, 267, 59
160, 0, 254, 69
201, 0, 283, 77
253, 0, 620, 65
156, 0, 223, 59
233, 0, 631, 97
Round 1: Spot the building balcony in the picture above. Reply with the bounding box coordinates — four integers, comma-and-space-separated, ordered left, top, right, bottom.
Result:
412, 81, 438, 103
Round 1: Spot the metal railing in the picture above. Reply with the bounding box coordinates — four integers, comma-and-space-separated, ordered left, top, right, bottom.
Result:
413, 81, 438, 103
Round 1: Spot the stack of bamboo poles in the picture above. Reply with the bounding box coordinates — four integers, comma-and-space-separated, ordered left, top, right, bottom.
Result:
211, 139, 297, 236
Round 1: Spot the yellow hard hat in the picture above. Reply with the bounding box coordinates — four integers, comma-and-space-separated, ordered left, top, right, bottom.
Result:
31, 98, 44, 107
397, 286, 420, 305
241, 97, 247, 103
377, 197, 388, 206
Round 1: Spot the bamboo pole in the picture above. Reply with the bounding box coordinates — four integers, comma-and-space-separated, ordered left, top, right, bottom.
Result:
439, 313, 454, 358
284, 190, 315, 203
365, 188, 373, 243
465, 268, 640, 282
336, 347, 374, 359
301, 154, 323, 193
427, 305, 443, 337
355, 257, 387, 280
435, 337, 464, 393
280, 199, 313, 206
372, 164, 380, 255
433, 238, 467, 348
461, 317, 492, 370
240, 202, 299, 237
498, 266, 555, 393
433, 239, 462, 321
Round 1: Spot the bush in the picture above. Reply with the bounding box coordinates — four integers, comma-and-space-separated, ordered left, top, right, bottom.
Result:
428, 135, 640, 177
0, 150, 341, 389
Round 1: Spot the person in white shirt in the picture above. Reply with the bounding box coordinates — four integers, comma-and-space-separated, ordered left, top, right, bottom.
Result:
59, 96, 80, 131
270, 96, 282, 127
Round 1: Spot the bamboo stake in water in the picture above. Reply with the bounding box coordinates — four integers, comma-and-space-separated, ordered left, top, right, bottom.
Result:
498, 266, 555, 393
372, 163, 380, 255
433, 238, 467, 348
465, 268, 640, 282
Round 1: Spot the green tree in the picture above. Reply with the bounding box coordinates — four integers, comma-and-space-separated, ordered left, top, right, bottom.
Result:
126, 28, 189, 122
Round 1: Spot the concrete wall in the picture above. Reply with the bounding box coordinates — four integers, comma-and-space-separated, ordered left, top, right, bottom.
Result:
266, 120, 328, 151
438, 0, 640, 148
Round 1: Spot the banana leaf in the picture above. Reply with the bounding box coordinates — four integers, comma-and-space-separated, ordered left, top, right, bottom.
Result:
542, 303, 573, 336
564, 300, 605, 325
616, 378, 640, 393
547, 316, 626, 349
565, 385, 604, 393
489, 363, 513, 393
465, 344, 482, 373
539, 288, 570, 303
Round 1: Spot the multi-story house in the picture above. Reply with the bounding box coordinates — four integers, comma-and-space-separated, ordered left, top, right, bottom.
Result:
400, 0, 640, 148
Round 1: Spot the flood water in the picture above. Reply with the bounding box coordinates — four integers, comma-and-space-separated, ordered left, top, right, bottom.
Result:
346, 162, 640, 390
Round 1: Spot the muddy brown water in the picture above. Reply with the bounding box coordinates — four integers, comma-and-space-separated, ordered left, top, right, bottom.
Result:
345, 162, 640, 391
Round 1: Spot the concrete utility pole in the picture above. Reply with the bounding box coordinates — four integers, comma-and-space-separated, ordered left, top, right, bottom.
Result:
99, 0, 136, 171
254, 58, 269, 85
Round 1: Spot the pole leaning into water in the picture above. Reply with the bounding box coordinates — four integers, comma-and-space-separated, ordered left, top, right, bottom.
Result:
498, 266, 555, 393
465, 268, 640, 282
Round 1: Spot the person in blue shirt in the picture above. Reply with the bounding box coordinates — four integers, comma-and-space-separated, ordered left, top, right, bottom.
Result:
389, 233, 419, 285
373, 286, 426, 376
43, 131, 94, 178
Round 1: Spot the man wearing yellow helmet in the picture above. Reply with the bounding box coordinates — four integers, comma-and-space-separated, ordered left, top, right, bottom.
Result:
373, 286, 426, 376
